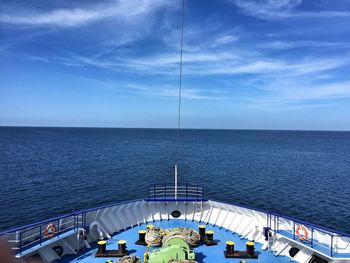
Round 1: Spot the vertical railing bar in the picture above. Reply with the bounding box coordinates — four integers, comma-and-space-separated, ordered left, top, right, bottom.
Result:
186, 183, 188, 201
293, 221, 296, 240
84, 211, 87, 230
19, 232, 22, 255
39, 225, 42, 245
331, 235, 334, 257
57, 219, 60, 238
311, 228, 314, 248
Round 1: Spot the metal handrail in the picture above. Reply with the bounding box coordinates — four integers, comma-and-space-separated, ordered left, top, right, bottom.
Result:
147, 183, 204, 200
1, 196, 349, 257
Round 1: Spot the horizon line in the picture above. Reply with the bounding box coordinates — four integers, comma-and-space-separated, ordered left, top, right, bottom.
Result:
0, 125, 349, 132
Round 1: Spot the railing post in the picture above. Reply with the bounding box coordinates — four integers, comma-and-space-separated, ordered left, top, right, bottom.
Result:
39, 225, 42, 245
165, 184, 167, 200
311, 228, 314, 248
331, 235, 334, 257
84, 211, 86, 229
174, 165, 178, 200
186, 183, 188, 201
57, 219, 60, 238
19, 232, 22, 255
293, 221, 295, 240
153, 184, 156, 199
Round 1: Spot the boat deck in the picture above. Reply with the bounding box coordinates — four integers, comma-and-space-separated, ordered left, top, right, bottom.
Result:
60, 220, 291, 263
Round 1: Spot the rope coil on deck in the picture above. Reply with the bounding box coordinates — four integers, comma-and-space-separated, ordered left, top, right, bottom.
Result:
145, 227, 166, 246
162, 228, 200, 247
145, 227, 200, 247
117, 255, 141, 263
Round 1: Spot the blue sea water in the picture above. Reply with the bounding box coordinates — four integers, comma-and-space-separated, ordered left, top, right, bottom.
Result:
0, 127, 349, 233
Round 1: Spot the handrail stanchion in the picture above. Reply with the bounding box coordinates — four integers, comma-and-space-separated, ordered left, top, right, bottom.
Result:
84, 211, 86, 229
39, 225, 42, 245
331, 235, 334, 257
19, 232, 22, 255
293, 221, 296, 240
57, 219, 60, 238
311, 228, 314, 248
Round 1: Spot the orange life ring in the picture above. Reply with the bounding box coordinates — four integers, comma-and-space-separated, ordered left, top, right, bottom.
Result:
296, 225, 308, 241
44, 223, 58, 238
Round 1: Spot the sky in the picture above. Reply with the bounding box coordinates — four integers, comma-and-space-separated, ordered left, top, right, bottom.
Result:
0, 0, 350, 130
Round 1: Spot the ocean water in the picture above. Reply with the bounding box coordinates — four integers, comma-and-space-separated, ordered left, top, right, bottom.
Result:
0, 127, 349, 233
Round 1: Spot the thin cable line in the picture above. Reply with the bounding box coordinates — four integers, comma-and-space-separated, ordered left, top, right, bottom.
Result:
176, 0, 185, 165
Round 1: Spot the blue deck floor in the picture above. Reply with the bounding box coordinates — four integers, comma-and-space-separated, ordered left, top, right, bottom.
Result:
62, 220, 291, 263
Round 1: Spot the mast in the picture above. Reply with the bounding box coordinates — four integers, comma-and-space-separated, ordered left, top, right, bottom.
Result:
175, 0, 185, 200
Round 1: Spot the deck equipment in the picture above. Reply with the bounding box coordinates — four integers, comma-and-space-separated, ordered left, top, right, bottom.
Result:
147, 236, 196, 263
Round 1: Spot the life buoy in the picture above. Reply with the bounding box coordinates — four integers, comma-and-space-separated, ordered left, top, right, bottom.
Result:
44, 223, 58, 238
296, 225, 308, 241
78, 228, 88, 240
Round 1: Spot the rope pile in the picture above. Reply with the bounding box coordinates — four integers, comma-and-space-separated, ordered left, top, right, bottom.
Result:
145, 227, 200, 247
164, 228, 200, 247
117, 255, 141, 263
145, 227, 167, 246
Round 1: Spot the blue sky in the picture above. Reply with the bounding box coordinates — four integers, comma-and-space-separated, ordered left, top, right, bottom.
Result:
0, 0, 350, 130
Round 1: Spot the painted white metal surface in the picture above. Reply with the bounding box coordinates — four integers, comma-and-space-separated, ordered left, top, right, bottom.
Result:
5, 199, 350, 263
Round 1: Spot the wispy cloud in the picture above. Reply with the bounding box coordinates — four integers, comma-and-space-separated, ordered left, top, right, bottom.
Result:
0, 0, 174, 27
239, 75, 350, 110
229, 0, 350, 19
279, 81, 350, 100
211, 34, 239, 47
258, 40, 350, 50
90, 79, 224, 100
31, 48, 349, 78
123, 84, 224, 100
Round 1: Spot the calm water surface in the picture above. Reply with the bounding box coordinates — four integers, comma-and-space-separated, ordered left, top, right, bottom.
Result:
0, 127, 349, 233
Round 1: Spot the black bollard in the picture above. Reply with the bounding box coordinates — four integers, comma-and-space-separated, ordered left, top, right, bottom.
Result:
97, 240, 107, 254
118, 240, 127, 254
135, 230, 147, 245
226, 241, 235, 255
246, 241, 255, 257
199, 225, 206, 240
206, 230, 214, 241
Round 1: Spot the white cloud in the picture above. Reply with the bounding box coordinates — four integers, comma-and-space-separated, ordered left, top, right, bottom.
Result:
38, 48, 348, 79
212, 34, 239, 47
283, 81, 350, 100
104, 82, 224, 100
259, 40, 350, 50
229, 0, 350, 19
0, 0, 174, 27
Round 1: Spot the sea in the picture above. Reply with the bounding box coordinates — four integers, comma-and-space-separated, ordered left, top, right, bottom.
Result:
0, 127, 349, 233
